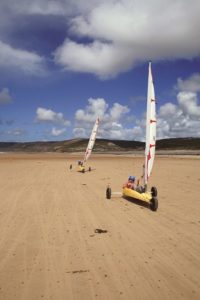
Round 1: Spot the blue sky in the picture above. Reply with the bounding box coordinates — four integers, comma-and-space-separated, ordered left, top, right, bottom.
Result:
0, 0, 200, 142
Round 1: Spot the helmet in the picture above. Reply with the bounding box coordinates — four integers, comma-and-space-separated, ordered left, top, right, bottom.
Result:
128, 176, 135, 181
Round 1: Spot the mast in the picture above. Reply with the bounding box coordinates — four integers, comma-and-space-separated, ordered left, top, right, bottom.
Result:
144, 62, 156, 187
83, 117, 100, 163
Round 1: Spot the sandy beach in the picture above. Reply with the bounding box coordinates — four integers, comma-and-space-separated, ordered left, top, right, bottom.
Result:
0, 153, 200, 300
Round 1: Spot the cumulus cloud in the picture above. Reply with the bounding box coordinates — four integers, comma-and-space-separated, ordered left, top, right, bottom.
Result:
0, 88, 12, 104
54, 0, 200, 78
157, 73, 200, 139
51, 127, 66, 136
0, 40, 46, 75
36, 107, 70, 126
159, 103, 178, 117
75, 72, 200, 140
176, 73, 200, 93
73, 97, 140, 140
110, 103, 130, 120
177, 92, 200, 117
1, 0, 200, 78
75, 98, 108, 124
54, 39, 134, 79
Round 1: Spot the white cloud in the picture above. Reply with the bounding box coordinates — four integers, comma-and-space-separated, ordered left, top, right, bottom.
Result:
159, 103, 178, 117
157, 74, 200, 139
1, 1, 200, 78
0, 127, 27, 141
73, 97, 137, 140
75, 98, 108, 123
7, 128, 26, 136
0, 40, 46, 75
73, 74, 200, 140
73, 127, 87, 138
51, 127, 66, 136
54, 39, 134, 79
36, 107, 70, 126
0, 88, 12, 104
110, 103, 130, 120
177, 92, 200, 117
54, 0, 200, 78
176, 73, 200, 93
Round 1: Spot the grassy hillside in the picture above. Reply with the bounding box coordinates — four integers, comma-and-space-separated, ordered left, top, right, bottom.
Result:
0, 137, 200, 153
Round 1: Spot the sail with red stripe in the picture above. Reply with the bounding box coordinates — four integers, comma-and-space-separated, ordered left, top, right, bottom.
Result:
144, 62, 156, 186
83, 117, 100, 163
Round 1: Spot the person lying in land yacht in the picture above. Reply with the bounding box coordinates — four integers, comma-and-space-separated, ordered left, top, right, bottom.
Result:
123, 176, 144, 193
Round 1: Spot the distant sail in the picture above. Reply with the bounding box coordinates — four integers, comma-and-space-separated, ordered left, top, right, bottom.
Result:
83, 117, 100, 163
144, 62, 156, 185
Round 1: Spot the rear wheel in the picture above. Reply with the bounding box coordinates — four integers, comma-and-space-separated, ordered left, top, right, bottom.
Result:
89, 167, 91, 172
151, 186, 158, 197
150, 197, 158, 211
82, 168, 85, 173
106, 187, 112, 199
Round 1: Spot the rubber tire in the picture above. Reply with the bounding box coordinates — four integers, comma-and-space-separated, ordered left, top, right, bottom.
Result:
106, 187, 111, 199
151, 186, 158, 197
82, 168, 85, 173
89, 167, 91, 172
150, 197, 158, 211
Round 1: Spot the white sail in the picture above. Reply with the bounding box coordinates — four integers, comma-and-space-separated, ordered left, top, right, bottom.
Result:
144, 62, 156, 186
83, 117, 100, 163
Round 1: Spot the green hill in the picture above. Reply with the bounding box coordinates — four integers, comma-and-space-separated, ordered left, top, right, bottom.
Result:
0, 137, 200, 153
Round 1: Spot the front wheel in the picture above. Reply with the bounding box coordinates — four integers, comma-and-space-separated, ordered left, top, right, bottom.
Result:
106, 187, 112, 199
82, 168, 85, 173
89, 167, 91, 172
151, 186, 158, 197
150, 197, 158, 211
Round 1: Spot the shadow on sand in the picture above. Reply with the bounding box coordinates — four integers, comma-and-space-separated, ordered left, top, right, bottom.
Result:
122, 196, 150, 210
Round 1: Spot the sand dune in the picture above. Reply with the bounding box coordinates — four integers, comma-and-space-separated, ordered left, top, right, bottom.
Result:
0, 153, 200, 300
